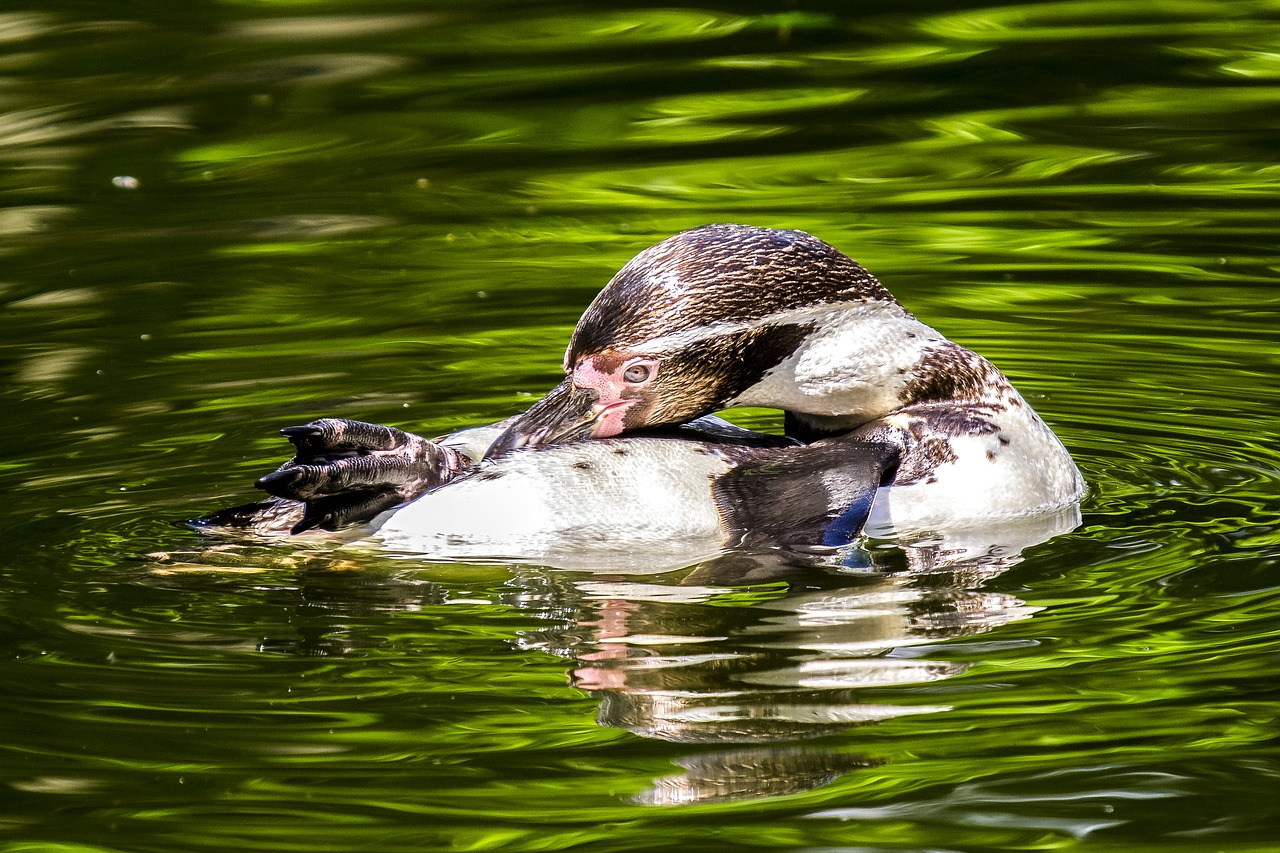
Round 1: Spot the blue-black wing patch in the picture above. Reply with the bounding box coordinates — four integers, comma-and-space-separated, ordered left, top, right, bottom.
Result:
712, 436, 899, 551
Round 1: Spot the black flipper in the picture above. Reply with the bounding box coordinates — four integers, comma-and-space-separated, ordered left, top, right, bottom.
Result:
713, 436, 899, 551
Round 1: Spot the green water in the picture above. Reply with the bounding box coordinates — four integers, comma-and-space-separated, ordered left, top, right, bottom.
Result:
3, 1, 1280, 851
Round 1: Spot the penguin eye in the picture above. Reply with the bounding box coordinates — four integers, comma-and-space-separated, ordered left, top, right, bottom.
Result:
622, 364, 651, 384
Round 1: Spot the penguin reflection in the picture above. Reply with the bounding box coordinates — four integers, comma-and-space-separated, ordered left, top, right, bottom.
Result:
514, 542, 1043, 806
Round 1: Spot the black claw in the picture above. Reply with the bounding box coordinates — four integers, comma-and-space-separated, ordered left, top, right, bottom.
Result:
280, 424, 335, 457
255, 468, 301, 498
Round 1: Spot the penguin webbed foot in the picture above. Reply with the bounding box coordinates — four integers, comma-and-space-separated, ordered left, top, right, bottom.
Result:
253, 417, 470, 534
194, 418, 469, 537
190, 495, 306, 536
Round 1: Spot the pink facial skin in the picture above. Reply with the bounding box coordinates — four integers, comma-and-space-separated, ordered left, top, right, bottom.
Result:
571, 353, 660, 438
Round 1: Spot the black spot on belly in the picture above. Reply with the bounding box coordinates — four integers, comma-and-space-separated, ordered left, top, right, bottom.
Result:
894, 436, 958, 486
986, 450, 998, 462
612, 446, 628, 455
573, 461, 593, 470
477, 470, 505, 482
998, 433, 1011, 446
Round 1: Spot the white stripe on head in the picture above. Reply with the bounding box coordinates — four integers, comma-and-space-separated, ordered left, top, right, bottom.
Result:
627, 298, 907, 357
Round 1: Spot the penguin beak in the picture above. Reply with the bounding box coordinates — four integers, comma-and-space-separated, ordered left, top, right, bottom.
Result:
485, 379, 620, 459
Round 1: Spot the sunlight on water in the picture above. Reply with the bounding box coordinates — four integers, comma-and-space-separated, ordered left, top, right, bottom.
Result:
1, 0, 1279, 851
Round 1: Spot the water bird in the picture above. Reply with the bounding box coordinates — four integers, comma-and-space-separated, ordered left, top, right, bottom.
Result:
199, 224, 1084, 567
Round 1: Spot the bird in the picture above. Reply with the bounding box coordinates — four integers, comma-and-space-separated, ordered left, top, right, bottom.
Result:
197, 224, 1084, 568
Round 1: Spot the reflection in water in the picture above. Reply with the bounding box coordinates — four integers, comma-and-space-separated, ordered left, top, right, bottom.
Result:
511, 537, 1048, 805
632, 746, 881, 807
863, 502, 1083, 584
147, 517, 1057, 806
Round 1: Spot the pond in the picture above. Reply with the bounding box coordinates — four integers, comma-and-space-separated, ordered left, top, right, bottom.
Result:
2, 1, 1279, 851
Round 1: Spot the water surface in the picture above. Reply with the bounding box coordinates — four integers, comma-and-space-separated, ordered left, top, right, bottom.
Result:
3, 1, 1279, 851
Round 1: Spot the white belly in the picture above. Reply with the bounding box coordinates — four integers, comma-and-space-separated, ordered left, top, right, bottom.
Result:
864, 409, 1085, 535
371, 439, 732, 571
